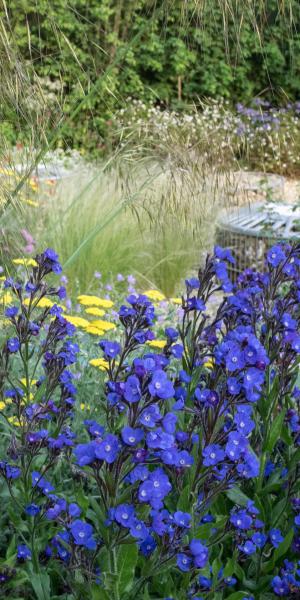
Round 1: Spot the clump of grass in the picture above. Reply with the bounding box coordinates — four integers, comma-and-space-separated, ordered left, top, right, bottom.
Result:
18, 150, 223, 297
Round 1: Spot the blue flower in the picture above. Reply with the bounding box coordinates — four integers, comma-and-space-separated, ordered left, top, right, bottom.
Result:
129, 518, 148, 539
115, 504, 135, 527
139, 535, 156, 556
7, 337, 20, 353
69, 503, 81, 518
121, 426, 144, 446
74, 442, 96, 466
94, 434, 119, 464
202, 444, 225, 467
173, 511, 191, 528
252, 532, 267, 548
0, 462, 21, 479
165, 327, 178, 341
271, 575, 289, 596
5, 306, 18, 318
238, 540, 256, 555
100, 340, 121, 359
162, 412, 177, 433
25, 504, 40, 516
176, 553, 192, 572
70, 520, 96, 549
267, 245, 286, 267
185, 277, 200, 289
189, 539, 208, 568
17, 545, 32, 561
269, 528, 284, 548
148, 370, 174, 400
230, 510, 252, 530
124, 375, 142, 403
139, 405, 161, 428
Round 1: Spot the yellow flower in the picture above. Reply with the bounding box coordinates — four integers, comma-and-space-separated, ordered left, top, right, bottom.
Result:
4, 397, 12, 405
170, 297, 182, 305
144, 289, 165, 302
0, 401, 5, 410
64, 315, 90, 328
23, 297, 54, 309
80, 402, 90, 411
147, 339, 166, 349
29, 180, 38, 190
204, 358, 214, 370
23, 199, 39, 208
84, 325, 105, 335
89, 358, 109, 370
0, 276, 6, 281
77, 295, 114, 308
0, 292, 12, 305
87, 319, 116, 332
13, 258, 38, 267
85, 307, 105, 317
20, 378, 37, 388
8, 416, 21, 427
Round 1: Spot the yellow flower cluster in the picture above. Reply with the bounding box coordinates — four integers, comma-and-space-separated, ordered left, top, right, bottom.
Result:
77, 295, 114, 309
89, 358, 110, 371
144, 289, 165, 302
147, 339, 166, 349
13, 258, 38, 267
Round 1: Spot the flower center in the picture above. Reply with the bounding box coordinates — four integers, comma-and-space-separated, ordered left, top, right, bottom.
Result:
105, 444, 111, 452
128, 436, 135, 443
78, 531, 85, 538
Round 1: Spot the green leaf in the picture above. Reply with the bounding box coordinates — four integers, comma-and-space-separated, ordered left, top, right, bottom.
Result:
263, 410, 286, 453
30, 572, 51, 600
91, 585, 110, 600
177, 485, 190, 511
116, 543, 138, 595
274, 528, 294, 562
226, 592, 250, 600
226, 486, 250, 506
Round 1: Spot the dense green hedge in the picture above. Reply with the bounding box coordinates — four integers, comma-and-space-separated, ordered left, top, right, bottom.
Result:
1, 0, 300, 150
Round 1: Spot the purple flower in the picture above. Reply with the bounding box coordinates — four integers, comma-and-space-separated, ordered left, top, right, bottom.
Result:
148, 370, 174, 400
202, 444, 225, 467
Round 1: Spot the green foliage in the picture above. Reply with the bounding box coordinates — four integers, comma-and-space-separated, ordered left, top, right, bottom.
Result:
1, 0, 300, 151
